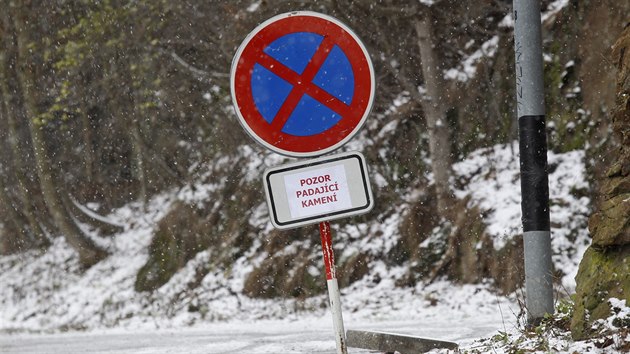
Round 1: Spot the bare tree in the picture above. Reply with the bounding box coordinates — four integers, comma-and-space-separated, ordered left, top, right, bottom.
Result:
0, 162, 30, 253
414, 10, 455, 217
330, 1, 456, 219
11, 1, 107, 267
0, 7, 48, 247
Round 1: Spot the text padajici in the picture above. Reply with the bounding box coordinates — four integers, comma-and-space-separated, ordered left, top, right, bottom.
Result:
295, 174, 341, 208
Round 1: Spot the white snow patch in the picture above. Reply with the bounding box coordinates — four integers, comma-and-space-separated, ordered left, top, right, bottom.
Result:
246, 0, 261, 13
445, 36, 499, 82
543, 0, 570, 22
452, 142, 590, 290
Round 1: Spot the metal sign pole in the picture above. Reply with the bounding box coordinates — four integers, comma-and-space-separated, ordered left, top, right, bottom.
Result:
513, 0, 554, 324
232, 11, 372, 353
319, 221, 347, 354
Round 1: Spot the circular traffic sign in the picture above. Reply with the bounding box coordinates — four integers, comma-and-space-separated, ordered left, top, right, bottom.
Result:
231, 11, 375, 158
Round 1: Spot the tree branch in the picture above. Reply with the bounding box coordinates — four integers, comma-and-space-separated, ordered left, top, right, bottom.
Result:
159, 48, 229, 81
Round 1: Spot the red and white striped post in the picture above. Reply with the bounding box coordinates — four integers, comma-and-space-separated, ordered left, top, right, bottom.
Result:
319, 221, 347, 354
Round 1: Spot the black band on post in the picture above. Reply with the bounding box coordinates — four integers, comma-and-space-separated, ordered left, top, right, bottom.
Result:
518, 115, 550, 232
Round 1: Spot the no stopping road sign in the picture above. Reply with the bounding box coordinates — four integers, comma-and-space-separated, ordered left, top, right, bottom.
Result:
231, 11, 375, 157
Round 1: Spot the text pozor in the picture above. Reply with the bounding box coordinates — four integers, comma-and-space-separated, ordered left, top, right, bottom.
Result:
300, 174, 332, 186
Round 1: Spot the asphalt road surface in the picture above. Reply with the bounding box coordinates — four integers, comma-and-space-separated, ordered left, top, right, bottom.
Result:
0, 318, 500, 353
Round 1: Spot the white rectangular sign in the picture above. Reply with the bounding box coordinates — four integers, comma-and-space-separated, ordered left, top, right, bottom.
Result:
263, 152, 374, 229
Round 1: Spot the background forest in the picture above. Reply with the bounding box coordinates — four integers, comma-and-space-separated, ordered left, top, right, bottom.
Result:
1, 0, 629, 347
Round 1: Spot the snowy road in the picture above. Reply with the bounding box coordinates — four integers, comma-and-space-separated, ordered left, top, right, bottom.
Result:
0, 317, 503, 353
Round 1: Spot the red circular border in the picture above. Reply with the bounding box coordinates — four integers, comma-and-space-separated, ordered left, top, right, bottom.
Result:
232, 13, 373, 157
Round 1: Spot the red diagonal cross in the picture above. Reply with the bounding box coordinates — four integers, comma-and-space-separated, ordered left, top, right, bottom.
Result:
254, 36, 353, 132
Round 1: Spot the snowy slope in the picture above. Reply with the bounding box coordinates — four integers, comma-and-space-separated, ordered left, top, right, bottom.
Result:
1, 143, 589, 335
6, 141, 630, 353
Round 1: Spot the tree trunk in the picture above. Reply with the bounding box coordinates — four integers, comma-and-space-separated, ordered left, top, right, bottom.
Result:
112, 59, 148, 205
0, 100, 29, 252
0, 162, 33, 253
79, 93, 96, 184
12, 3, 106, 267
130, 115, 148, 205
0, 8, 48, 247
415, 15, 455, 218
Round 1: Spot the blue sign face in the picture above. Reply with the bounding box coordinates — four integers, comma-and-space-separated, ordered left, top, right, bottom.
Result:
231, 11, 374, 157
251, 32, 355, 137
